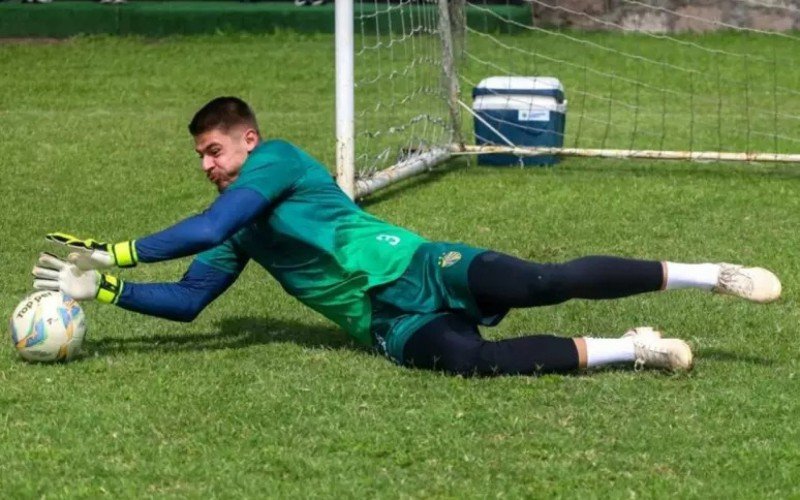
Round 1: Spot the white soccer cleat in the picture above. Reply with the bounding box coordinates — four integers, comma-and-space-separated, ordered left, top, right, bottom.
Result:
714, 264, 781, 303
621, 326, 662, 341
632, 336, 693, 372
623, 327, 692, 372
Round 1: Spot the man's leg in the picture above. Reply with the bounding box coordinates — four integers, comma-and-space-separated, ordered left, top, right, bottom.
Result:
467, 253, 780, 312
402, 315, 692, 376
402, 313, 579, 376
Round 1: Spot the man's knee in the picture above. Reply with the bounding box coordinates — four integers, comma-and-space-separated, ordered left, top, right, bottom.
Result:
522, 262, 572, 303
434, 340, 485, 376
404, 325, 485, 376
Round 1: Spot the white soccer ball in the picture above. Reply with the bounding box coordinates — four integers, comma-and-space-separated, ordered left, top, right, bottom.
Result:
8, 290, 87, 363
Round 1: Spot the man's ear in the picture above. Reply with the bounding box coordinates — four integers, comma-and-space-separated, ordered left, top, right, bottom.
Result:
244, 128, 260, 152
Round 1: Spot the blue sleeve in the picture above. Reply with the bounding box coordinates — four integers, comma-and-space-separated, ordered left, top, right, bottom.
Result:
115, 259, 240, 322
134, 187, 269, 263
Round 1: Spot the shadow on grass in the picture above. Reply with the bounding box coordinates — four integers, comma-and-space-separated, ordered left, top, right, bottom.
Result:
696, 347, 775, 366
88, 317, 775, 375
89, 316, 368, 356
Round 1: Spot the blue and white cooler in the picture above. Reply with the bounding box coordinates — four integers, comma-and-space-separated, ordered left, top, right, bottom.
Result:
472, 76, 566, 166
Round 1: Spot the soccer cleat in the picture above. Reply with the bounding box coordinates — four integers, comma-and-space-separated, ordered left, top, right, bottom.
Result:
714, 264, 781, 303
621, 326, 662, 341
623, 327, 692, 372
632, 336, 693, 372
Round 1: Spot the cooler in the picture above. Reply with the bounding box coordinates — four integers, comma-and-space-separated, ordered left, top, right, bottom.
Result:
472, 76, 566, 166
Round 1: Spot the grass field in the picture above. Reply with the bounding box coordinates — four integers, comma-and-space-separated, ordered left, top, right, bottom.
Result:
1, 32, 799, 498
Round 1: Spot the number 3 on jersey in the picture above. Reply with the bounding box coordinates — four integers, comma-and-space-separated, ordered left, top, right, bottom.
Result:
376, 234, 400, 246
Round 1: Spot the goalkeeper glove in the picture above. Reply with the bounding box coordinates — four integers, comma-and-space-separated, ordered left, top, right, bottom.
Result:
46, 232, 137, 270
32, 253, 124, 304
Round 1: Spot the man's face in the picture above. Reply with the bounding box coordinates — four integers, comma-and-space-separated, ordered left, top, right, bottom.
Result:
193, 126, 259, 192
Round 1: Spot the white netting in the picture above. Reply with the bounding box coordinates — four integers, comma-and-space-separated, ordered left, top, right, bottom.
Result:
345, 0, 800, 197
460, 0, 800, 158
354, 0, 456, 180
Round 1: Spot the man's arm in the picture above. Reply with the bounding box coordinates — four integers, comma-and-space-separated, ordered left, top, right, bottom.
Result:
134, 187, 269, 264
32, 257, 243, 322
116, 260, 240, 322
47, 187, 269, 269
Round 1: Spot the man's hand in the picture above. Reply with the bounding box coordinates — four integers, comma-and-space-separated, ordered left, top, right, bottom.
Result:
32, 253, 124, 304
46, 232, 137, 270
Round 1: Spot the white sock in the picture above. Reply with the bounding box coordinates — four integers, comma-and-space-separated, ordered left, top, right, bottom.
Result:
664, 262, 720, 290
584, 337, 636, 368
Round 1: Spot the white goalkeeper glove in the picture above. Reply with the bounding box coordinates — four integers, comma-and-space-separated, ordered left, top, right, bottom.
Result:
32, 253, 124, 304
45, 232, 138, 270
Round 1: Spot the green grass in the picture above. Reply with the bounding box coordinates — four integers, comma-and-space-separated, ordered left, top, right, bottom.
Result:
1, 33, 800, 498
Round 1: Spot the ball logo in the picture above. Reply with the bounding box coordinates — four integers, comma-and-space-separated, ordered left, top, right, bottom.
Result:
15, 292, 52, 319
20, 318, 48, 349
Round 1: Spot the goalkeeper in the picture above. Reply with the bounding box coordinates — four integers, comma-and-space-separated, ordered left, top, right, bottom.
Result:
32, 97, 781, 375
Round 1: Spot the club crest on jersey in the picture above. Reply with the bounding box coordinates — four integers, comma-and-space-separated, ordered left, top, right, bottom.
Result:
438, 251, 462, 268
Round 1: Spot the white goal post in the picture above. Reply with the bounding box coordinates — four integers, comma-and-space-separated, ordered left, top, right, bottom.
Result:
336, 0, 800, 199
336, 0, 464, 199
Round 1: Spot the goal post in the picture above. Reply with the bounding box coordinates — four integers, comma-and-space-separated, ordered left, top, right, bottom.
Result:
336, 0, 465, 199
335, 0, 356, 199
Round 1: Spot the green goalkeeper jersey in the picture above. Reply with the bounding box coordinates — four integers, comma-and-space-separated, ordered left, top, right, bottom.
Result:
196, 140, 427, 345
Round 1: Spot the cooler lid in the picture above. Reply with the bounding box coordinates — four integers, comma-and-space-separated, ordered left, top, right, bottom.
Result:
473, 95, 567, 114
472, 76, 565, 103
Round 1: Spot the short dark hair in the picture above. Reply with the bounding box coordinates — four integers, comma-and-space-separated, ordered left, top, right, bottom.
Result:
188, 96, 261, 137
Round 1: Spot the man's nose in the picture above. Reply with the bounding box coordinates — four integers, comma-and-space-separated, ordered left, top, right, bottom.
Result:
201, 155, 214, 171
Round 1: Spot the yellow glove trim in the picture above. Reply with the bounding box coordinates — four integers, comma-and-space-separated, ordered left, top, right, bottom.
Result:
47, 232, 106, 250
112, 241, 138, 268
96, 274, 124, 305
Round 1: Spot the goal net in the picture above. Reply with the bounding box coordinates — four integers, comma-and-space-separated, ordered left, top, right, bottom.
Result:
337, 0, 462, 198
337, 0, 800, 198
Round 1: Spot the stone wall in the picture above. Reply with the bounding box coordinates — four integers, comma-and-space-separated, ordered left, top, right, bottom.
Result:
530, 0, 800, 32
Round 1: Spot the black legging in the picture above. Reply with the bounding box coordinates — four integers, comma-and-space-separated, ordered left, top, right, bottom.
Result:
470, 252, 664, 310
403, 253, 663, 376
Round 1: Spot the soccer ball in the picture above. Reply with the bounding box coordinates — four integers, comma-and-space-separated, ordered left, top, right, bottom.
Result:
9, 290, 87, 363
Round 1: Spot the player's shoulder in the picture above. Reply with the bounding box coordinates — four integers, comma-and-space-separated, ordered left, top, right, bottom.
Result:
249, 139, 302, 164
239, 139, 335, 193
247, 139, 327, 172
260, 138, 301, 153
